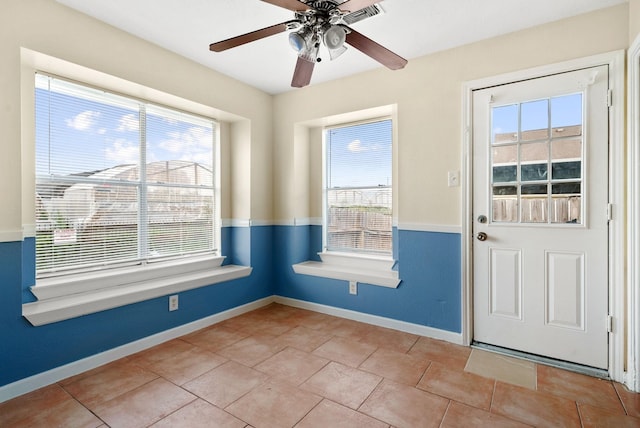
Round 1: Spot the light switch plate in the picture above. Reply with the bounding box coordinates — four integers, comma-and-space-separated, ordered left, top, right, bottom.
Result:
448, 170, 460, 187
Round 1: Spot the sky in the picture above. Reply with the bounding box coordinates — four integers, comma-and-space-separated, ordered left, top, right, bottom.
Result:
35, 75, 214, 178
326, 119, 392, 189
492, 93, 583, 139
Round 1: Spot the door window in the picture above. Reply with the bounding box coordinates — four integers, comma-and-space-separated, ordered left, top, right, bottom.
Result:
491, 94, 583, 224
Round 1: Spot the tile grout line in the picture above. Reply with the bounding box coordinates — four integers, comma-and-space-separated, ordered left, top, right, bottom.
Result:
612, 381, 631, 416
352, 393, 397, 428
415, 360, 433, 388
59, 385, 109, 428
438, 400, 453, 428
403, 336, 420, 356
352, 378, 391, 425
354, 375, 384, 413
151, 392, 199, 426
291, 397, 323, 427
576, 400, 585, 428
488, 380, 498, 414
60, 370, 161, 413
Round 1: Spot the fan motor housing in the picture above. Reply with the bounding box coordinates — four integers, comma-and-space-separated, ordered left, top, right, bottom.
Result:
309, 1, 341, 12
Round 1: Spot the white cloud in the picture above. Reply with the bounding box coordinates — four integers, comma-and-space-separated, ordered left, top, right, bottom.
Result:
189, 127, 214, 149
118, 113, 139, 132
104, 139, 139, 164
348, 139, 368, 153
157, 127, 213, 159
181, 151, 213, 165
66, 111, 101, 131
159, 132, 182, 153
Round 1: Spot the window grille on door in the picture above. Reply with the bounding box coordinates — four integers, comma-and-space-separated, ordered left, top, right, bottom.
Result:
491, 94, 583, 224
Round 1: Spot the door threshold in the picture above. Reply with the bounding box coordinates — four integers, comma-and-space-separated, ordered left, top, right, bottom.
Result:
471, 342, 609, 380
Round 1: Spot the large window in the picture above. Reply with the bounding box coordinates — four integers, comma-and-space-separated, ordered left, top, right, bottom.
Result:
324, 119, 392, 255
35, 74, 218, 277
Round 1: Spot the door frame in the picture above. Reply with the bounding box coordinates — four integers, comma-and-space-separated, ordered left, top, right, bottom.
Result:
627, 35, 640, 392
461, 50, 626, 385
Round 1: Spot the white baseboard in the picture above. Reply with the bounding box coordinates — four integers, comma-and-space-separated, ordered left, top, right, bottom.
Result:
1, 294, 463, 403
274, 296, 463, 345
0, 296, 275, 404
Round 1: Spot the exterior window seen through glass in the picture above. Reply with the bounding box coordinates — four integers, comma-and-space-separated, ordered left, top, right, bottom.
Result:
490, 93, 583, 224
35, 74, 218, 277
325, 119, 392, 255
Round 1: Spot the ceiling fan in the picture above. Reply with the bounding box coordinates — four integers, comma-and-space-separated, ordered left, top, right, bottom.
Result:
209, 0, 407, 88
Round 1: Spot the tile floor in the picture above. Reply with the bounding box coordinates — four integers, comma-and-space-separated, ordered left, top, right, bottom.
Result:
2, 303, 640, 427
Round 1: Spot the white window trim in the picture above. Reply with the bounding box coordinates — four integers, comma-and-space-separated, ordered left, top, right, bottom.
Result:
23, 256, 251, 326
20, 50, 253, 327
34, 74, 221, 276
292, 107, 400, 289
322, 117, 394, 257
32, 255, 224, 300
293, 251, 400, 288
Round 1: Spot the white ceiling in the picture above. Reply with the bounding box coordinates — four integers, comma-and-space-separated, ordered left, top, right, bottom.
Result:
56, 0, 626, 94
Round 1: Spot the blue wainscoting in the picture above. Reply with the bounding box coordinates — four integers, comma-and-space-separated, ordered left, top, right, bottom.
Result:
21, 238, 36, 303
273, 225, 462, 333
0, 226, 273, 388
1, 224, 461, 390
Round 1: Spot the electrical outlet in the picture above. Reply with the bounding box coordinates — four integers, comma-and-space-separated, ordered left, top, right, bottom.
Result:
169, 294, 179, 311
448, 170, 460, 187
349, 281, 357, 295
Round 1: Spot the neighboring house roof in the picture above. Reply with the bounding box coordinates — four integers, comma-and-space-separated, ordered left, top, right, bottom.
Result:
36, 161, 214, 229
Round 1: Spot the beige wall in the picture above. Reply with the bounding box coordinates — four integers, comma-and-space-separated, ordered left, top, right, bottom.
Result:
1, 0, 273, 238
631, 0, 640, 44
272, 5, 629, 226
1, 1, 632, 233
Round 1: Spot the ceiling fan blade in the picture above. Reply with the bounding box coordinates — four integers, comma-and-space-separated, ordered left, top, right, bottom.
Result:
291, 57, 315, 88
338, 0, 382, 13
210, 21, 295, 52
345, 28, 407, 70
260, 0, 311, 12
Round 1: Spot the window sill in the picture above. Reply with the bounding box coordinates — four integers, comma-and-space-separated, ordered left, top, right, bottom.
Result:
22, 258, 252, 326
292, 252, 401, 288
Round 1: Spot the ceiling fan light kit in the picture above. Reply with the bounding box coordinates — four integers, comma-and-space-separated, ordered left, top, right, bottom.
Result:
323, 25, 348, 59
288, 28, 312, 52
209, 0, 407, 88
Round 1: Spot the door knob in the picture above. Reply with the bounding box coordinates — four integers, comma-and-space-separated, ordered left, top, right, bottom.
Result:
477, 232, 488, 241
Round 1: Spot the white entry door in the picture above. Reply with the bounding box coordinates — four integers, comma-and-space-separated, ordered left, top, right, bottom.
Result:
472, 66, 610, 369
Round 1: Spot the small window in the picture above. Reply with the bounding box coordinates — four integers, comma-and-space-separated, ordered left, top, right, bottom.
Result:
35, 74, 219, 277
324, 119, 393, 255
490, 94, 583, 224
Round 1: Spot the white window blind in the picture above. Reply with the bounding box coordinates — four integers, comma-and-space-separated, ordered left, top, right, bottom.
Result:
325, 119, 392, 255
35, 74, 218, 277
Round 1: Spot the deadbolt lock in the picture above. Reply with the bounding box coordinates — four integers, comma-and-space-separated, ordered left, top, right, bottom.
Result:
477, 215, 487, 224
